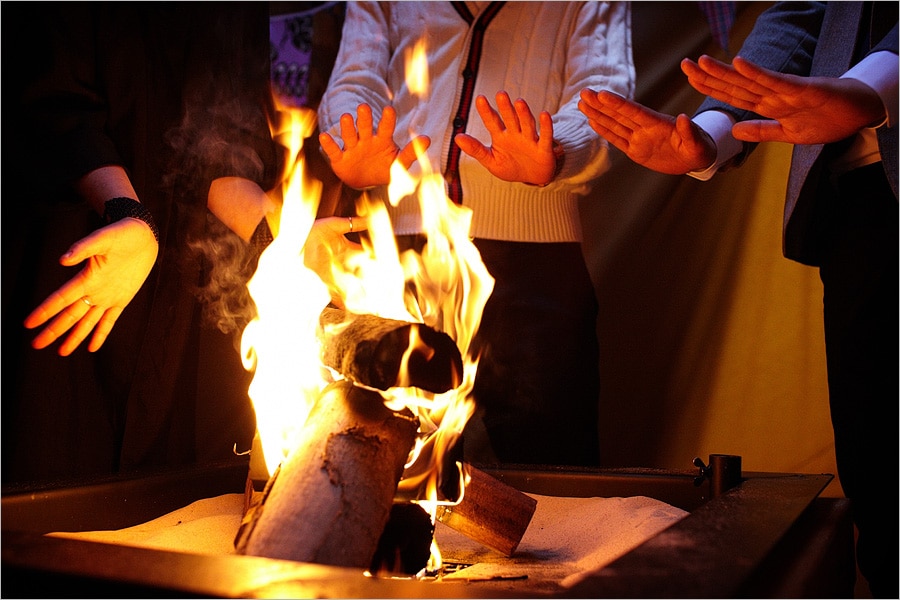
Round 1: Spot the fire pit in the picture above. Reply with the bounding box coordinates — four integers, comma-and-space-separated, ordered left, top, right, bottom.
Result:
2, 455, 854, 598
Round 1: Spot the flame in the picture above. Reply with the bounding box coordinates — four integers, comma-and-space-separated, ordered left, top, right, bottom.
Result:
242, 40, 492, 576
405, 39, 429, 99
241, 107, 328, 474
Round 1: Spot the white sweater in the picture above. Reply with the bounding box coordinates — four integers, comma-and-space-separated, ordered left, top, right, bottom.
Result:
318, 1, 635, 242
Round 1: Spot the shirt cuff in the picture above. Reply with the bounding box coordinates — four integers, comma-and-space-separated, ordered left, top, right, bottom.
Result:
841, 51, 899, 128
687, 110, 743, 181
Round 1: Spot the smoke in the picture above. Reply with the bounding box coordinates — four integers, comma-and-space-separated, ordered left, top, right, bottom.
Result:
161, 16, 283, 337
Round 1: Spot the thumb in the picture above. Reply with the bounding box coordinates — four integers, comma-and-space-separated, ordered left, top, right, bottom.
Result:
60, 228, 106, 267
732, 119, 781, 143
455, 133, 490, 161
397, 135, 431, 170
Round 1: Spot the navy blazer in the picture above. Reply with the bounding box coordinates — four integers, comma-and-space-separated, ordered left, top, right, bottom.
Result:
696, 1, 898, 266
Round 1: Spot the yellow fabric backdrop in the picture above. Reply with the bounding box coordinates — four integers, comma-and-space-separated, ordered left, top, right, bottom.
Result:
582, 2, 840, 496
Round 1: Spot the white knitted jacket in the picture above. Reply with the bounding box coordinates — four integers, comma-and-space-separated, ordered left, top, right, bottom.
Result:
318, 1, 635, 242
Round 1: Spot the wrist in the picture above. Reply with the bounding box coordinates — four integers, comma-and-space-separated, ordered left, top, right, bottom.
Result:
103, 197, 160, 243
533, 140, 565, 187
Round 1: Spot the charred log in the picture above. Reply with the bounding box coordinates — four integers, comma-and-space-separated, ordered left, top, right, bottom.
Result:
435, 465, 537, 556
369, 502, 435, 576
319, 306, 463, 393
235, 380, 418, 569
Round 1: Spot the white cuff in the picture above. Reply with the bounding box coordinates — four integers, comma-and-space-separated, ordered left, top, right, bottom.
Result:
841, 51, 899, 128
687, 110, 743, 181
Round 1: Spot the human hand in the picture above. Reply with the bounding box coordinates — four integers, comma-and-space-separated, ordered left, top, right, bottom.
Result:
455, 92, 558, 185
319, 104, 430, 189
24, 218, 159, 355
303, 215, 367, 309
683, 55, 887, 145
578, 88, 717, 175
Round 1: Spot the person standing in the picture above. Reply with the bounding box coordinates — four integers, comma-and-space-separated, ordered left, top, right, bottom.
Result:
578, 2, 897, 595
317, 1, 635, 466
2, 3, 281, 488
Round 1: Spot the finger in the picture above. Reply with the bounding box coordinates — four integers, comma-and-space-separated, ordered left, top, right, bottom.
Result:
494, 91, 520, 131
23, 284, 89, 329
474, 95, 504, 132
577, 101, 636, 143
356, 103, 375, 140
515, 98, 539, 140
376, 105, 396, 139
692, 55, 766, 104
580, 88, 628, 110
339, 112, 359, 148
87, 307, 122, 353
731, 56, 798, 96
585, 119, 631, 154
59, 307, 102, 356
454, 133, 491, 161
583, 90, 652, 130
537, 111, 554, 152
319, 132, 344, 162
732, 119, 785, 143
30, 303, 87, 350
396, 134, 430, 170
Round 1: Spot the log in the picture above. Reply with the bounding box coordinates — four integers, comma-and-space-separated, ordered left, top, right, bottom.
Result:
435, 465, 538, 556
235, 379, 419, 569
369, 502, 435, 575
319, 306, 463, 393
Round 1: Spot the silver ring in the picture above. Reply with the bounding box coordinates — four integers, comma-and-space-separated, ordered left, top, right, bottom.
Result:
347, 216, 354, 233
80, 296, 94, 307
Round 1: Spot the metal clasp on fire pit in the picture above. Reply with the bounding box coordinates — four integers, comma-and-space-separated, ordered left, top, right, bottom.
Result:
693, 454, 743, 498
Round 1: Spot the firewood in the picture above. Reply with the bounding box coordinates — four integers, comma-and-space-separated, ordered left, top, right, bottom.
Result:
319, 306, 463, 393
235, 380, 419, 569
369, 502, 435, 575
435, 465, 537, 556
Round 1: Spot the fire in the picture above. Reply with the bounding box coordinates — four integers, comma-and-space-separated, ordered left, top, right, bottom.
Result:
405, 39, 429, 99
240, 40, 493, 574
240, 107, 328, 473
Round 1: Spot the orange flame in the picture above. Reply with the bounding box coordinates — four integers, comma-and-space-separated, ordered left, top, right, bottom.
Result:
243, 40, 492, 575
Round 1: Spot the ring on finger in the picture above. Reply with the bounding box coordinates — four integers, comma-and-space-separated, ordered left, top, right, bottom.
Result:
80, 296, 94, 307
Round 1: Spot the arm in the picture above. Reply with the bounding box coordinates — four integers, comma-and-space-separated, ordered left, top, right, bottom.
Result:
577, 89, 717, 175
684, 53, 891, 146
460, 2, 635, 186
24, 166, 159, 355
316, 3, 409, 189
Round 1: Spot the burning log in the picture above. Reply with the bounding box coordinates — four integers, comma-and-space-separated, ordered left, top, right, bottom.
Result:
319, 306, 463, 393
436, 465, 537, 556
235, 379, 418, 569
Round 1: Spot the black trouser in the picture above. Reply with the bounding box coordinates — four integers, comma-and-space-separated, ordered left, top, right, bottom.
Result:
820, 162, 898, 598
466, 239, 601, 467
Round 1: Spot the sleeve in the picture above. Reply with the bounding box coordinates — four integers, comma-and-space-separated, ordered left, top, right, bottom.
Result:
842, 22, 899, 127
552, 1, 635, 183
691, 1, 826, 174
316, 1, 395, 144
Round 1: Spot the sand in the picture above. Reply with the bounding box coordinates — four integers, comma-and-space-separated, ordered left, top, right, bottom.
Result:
50, 492, 687, 590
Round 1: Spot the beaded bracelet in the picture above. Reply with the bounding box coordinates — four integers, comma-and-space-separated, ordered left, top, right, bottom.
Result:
250, 217, 274, 255
102, 197, 160, 243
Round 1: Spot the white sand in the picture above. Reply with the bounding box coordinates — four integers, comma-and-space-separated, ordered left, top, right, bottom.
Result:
50, 492, 687, 589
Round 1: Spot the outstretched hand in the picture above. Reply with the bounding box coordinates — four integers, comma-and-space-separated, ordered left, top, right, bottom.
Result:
455, 92, 559, 185
578, 88, 716, 175
319, 103, 430, 189
303, 215, 367, 310
683, 55, 886, 145
24, 218, 159, 355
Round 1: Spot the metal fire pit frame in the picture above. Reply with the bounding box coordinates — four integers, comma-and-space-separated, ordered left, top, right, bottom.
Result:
1, 457, 855, 598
